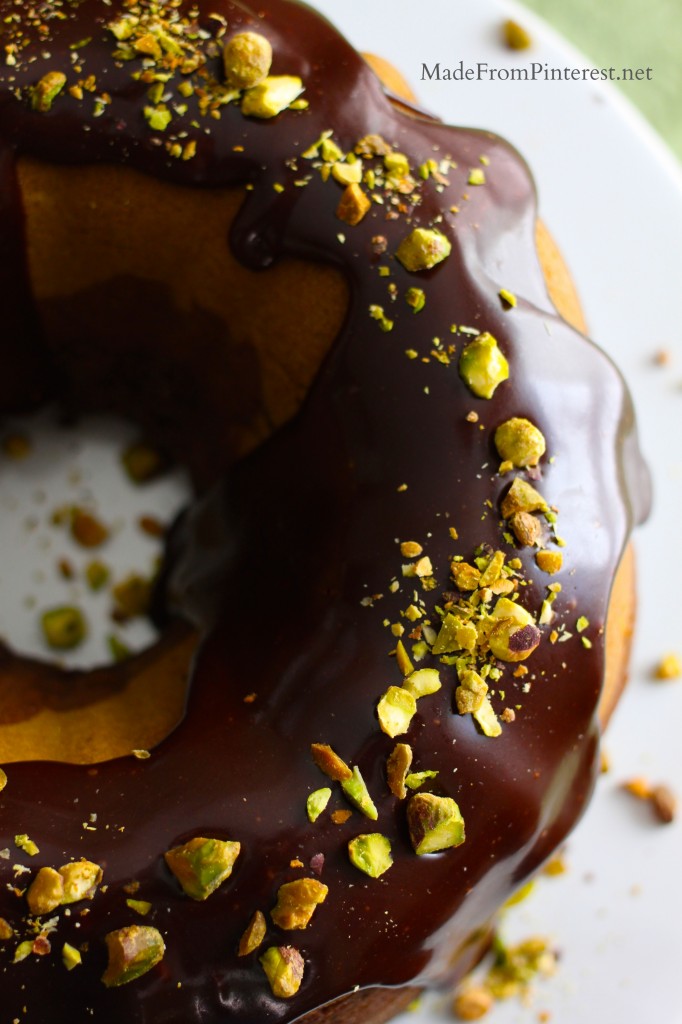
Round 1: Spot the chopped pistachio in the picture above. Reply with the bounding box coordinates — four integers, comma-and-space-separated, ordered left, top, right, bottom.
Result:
509, 511, 542, 547
31, 71, 67, 112
59, 860, 102, 904
26, 867, 64, 917
455, 670, 488, 715
242, 75, 304, 119
396, 228, 451, 272
14, 940, 34, 963
407, 793, 466, 854
377, 685, 417, 738
576, 615, 590, 633
332, 161, 363, 186
433, 612, 476, 655
144, 105, 172, 131
112, 574, 151, 619
488, 608, 541, 662
85, 559, 110, 591
405, 770, 439, 790
498, 288, 518, 308
479, 550, 506, 587
310, 743, 352, 782
386, 743, 413, 799
70, 507, 109, 547
347, 833, 393, 878
405, 287, 426, 313
535, 550, 563, 575
102, 925, 165, 987
395, 639, 414, 677
122, 442, 165, 483
260, 946, 304, 998
41, 606, 87, 650
459, 333, 509, 399
451, 561, 481, 591
126, 899, 152, 916
655, 653, 681, 680
503, 19, 532, 50
473, 696, 503, 737
494, 418, 546, 468
164, 837, 240, 901
306, 788, 332, 823
14, 834, 39, 857
0, 918, 12, 941
468, 168, 486, 186
108, 634, 132, 662
336, 183, 371, 225
223, 31, 272, 89
238, 909, 267, 956
341, 766, 378, 820
271, 878, 328, 930
62, 943, 82, 971
453, 984, 494, 1020
500, 478, 548, 519
402, 668, 442, 698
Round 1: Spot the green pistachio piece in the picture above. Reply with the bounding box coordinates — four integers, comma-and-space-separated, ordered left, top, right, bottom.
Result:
26, 867, 64, 916
386, 742, 413, 799
242, 75, 304, 119
320, 136, 344, 162
59, 860, 103, 904
310, 742, 352, 782
347, 833, 393, 878
455, 670, 488, 715
85, 559, 110, 591
62, 943, 82, 970
332, 161, 363, 186
494, 418, 546, 468
499, 288, 518, 308
407, 793, 466, 854
487, 599, 541, 662
306, 787, 332, 823
15, 834, 39, 857
126, 899, 152, 916
396, 228, 451, 272
260, 945, 305, 998
405, 770, 439, 790
223, 31, 273, 89
121, 441, 165, 483
144, 105, 172, 131
395, 639, 414, 677
238, 909, 267, 956
102, 925, 165, 987
479, 550, 506, 587
459, 333, 509, 399
270, 878, 328, 930
503, 19, 533, 51
31, 71, 67, 112
341, 766, 378, 820
377, 685, 417, 738
41, 606, 87, 650
402, 668, 442, 699
500, 478, 548, 519
164, 836, 240, 900
451, 561, 481, 591
468, 168, 486, 186
473, 696, 502, 737
432, 612, 474, 655
405, 287, 426, 313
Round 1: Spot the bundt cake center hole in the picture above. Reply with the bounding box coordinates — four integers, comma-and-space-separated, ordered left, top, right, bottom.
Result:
0, 408, 191, 670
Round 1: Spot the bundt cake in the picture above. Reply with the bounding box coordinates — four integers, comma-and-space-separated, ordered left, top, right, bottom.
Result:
0, 1, 649, 1022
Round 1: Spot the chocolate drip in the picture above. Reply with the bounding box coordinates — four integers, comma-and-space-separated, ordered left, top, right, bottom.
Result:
0, 1, 649, 1022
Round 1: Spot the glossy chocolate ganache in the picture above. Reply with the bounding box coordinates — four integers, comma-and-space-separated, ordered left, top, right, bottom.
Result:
0, 1, 649, 1021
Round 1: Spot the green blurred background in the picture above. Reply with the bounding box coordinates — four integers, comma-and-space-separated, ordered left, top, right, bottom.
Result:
522, 0, 682, 160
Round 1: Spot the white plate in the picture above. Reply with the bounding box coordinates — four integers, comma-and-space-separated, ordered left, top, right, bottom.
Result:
305, 2, 682, 1022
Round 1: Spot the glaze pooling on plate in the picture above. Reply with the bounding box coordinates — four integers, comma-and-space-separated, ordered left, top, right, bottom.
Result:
0, 0, 648, 1021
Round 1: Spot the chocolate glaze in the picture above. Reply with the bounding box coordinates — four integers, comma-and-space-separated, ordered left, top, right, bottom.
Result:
0, 1, 649, 1022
